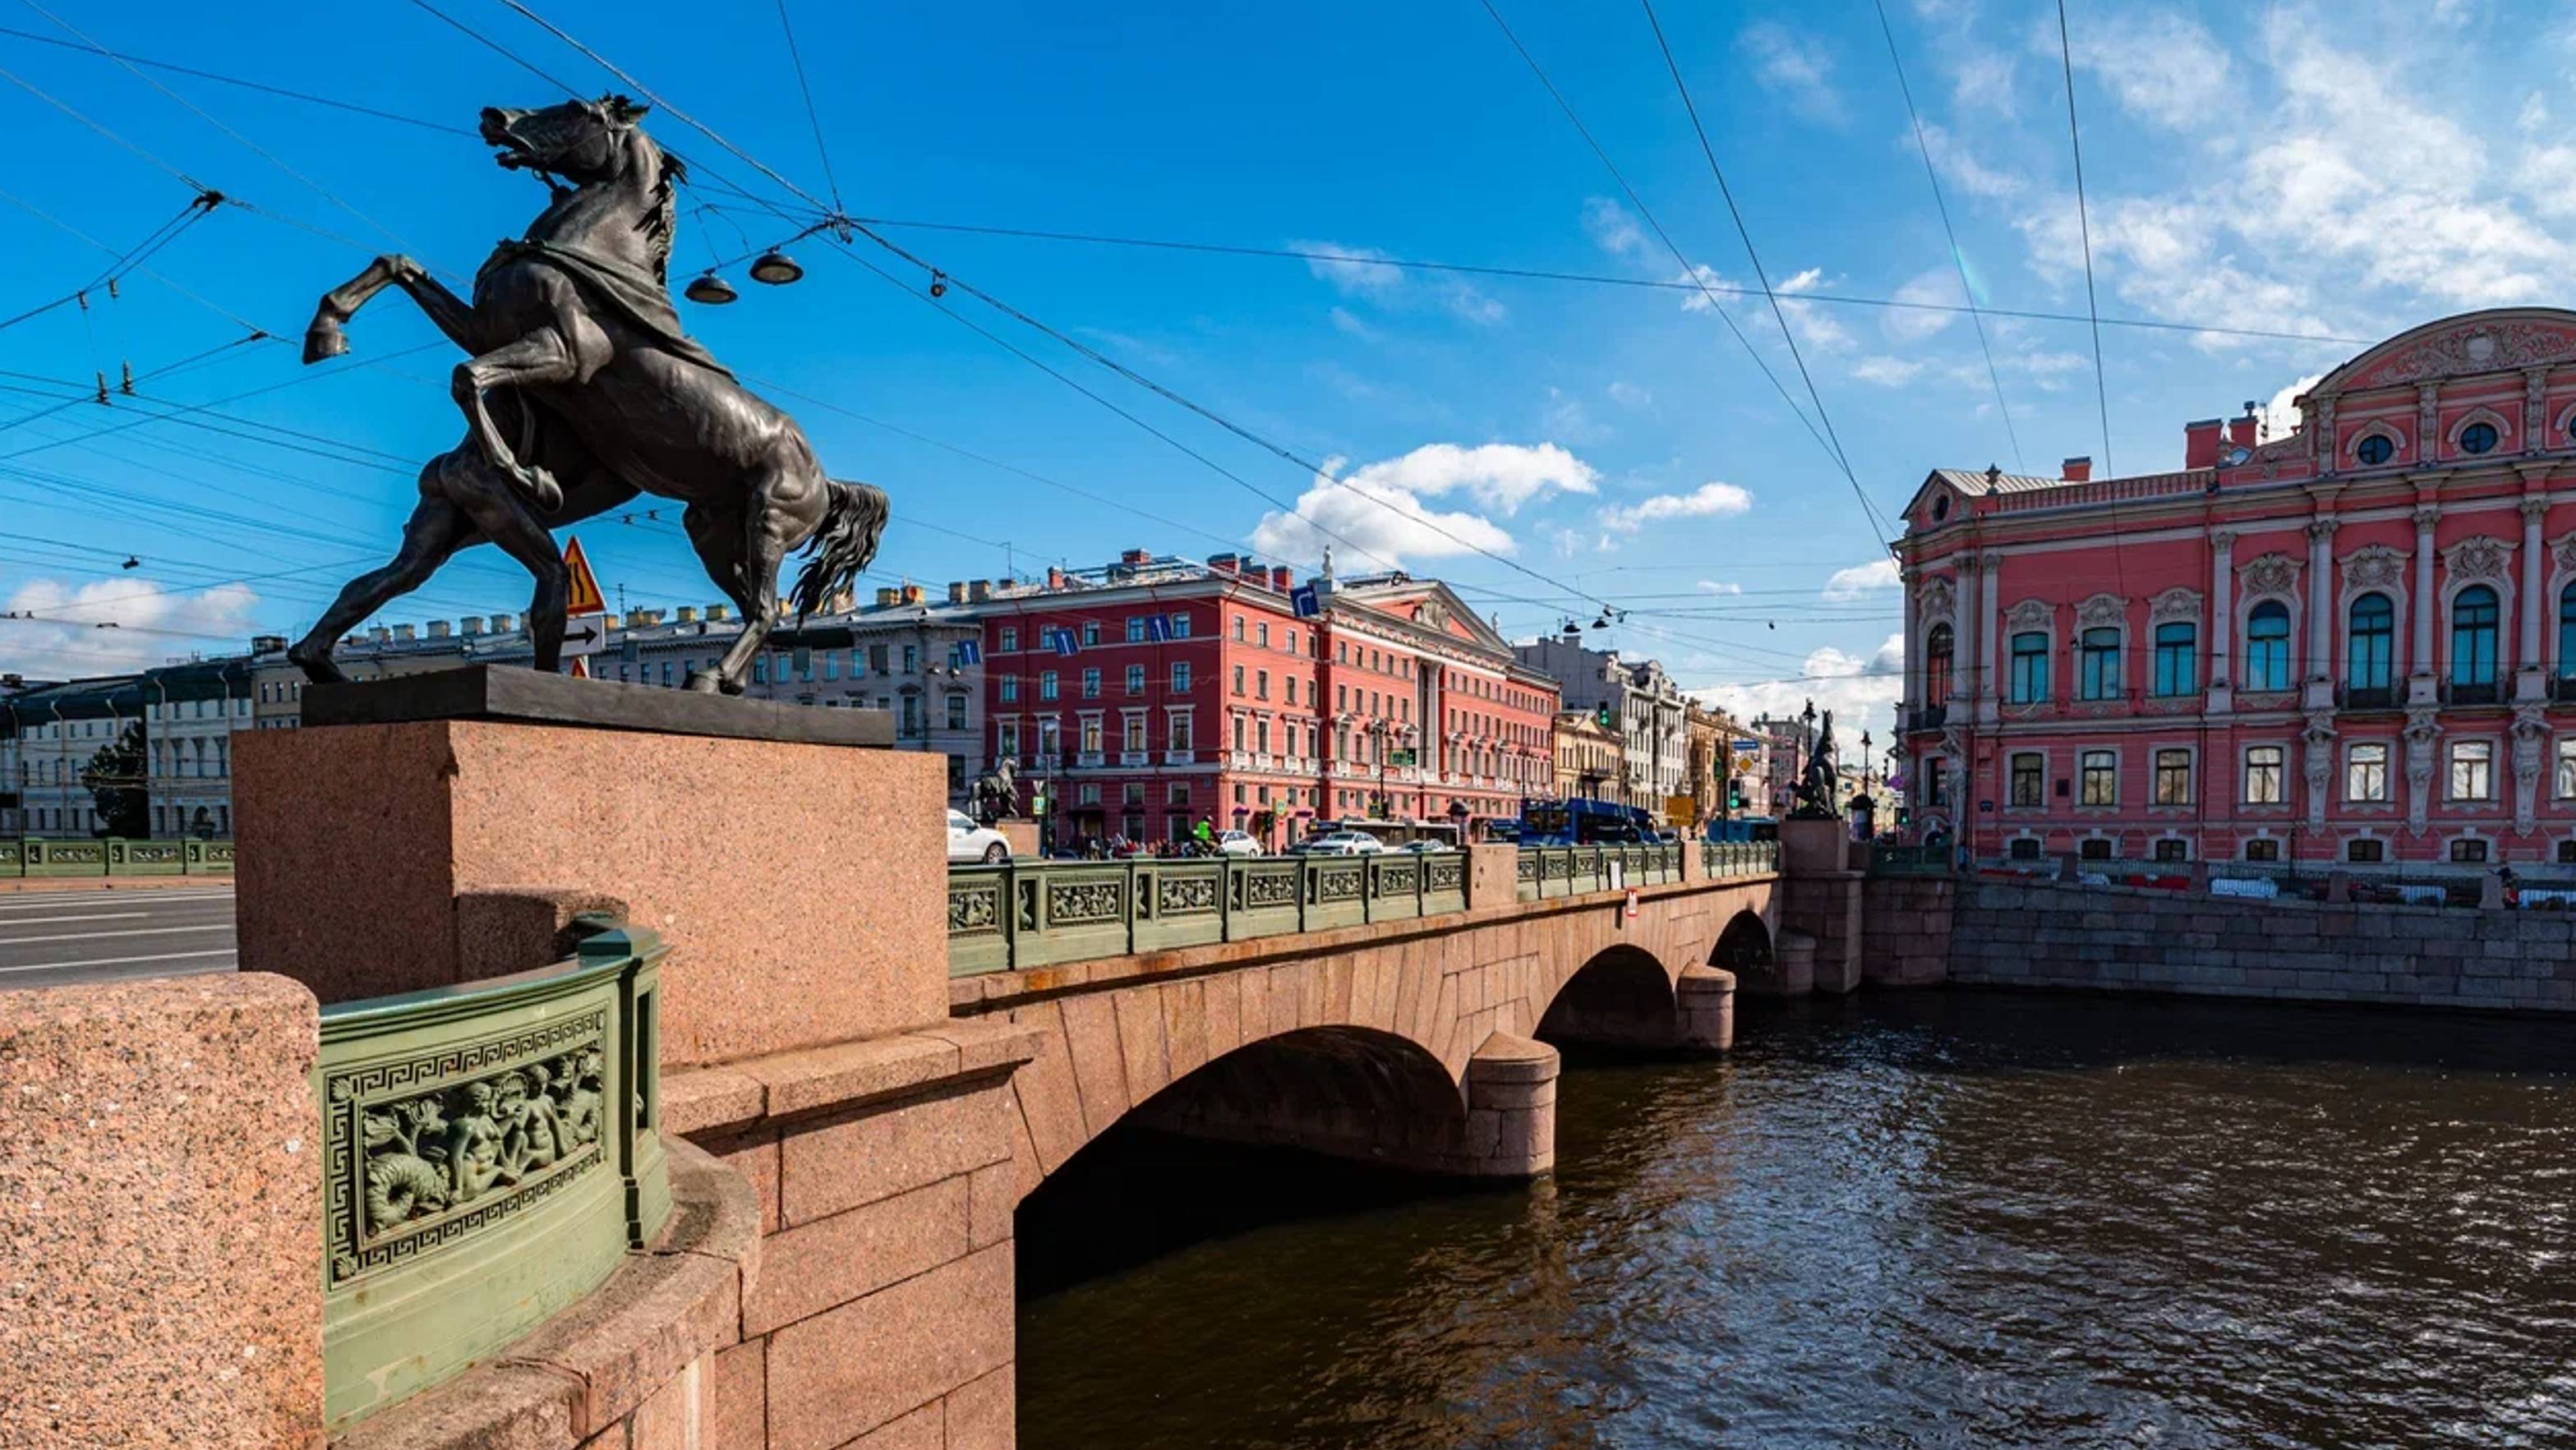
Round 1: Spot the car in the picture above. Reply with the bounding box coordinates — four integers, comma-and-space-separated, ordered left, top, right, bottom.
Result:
1396, 839, 1455, 854
947, 809, 1011, 864
1292, 831, 1385, 856
1214, 830, 1264, 857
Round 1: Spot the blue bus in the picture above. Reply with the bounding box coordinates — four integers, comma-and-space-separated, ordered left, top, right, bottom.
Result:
1703, 816, 1779, 844
1520, 798, 1653, 845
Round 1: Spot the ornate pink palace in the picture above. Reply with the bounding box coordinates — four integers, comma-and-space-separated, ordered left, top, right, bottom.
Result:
1900, 307, 2576, 866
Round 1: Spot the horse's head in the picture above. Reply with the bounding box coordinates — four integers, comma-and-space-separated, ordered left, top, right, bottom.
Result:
478, 95, 655, 185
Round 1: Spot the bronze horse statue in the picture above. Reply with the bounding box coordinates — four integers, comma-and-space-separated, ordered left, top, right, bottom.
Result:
288, 95, 886, 693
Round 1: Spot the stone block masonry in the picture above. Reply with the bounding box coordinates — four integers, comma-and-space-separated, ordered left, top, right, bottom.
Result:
1949, 877, 2576, 1011
1861, 876, 1954, 987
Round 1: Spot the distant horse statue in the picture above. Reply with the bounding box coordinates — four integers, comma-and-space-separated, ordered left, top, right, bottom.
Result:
969, 757, 1019, 826
288, 95, 887, 693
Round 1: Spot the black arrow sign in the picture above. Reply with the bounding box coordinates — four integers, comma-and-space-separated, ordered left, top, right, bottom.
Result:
565, 626, 601, 646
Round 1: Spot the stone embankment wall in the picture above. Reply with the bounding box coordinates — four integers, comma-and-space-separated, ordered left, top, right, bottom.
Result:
1949, 877, 2576, 1011
1859, 876, 1954, 987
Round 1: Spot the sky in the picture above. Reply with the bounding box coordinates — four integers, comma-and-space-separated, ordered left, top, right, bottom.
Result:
6, 0, 2576, 752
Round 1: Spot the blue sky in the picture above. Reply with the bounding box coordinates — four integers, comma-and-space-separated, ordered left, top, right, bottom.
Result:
4, 0, 2574, 746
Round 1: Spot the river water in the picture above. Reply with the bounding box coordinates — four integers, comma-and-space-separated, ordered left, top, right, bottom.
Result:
1016, 992, 2576, 1449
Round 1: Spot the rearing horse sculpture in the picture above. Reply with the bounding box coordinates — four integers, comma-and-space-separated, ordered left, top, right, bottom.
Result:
288, 95, 886, 693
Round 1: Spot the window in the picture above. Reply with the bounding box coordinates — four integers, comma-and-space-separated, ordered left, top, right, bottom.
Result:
999, 676, 1019, 703
1081, 668, 1102, 698
2010, 632, 2049, 703
2154, 748, 2194, 805
2357, 432, 2395, 466
2449, 739, 2494, 800
1169, 713, 1192, 751
1171, 613, 1192, 640
1924, 623, 1955, 702
2153, 622, 2197, 697
1172, 661, 1191, 693
1080, 716, 1103, 753
2080, 838, 2113, 860
2243, 745, 2284, 805
1256, 623, 1270, 648
2009, 753, 2044, 807
946, 694, 968, 730
1255, 670, 1270, 700
2560, 739, 2576, 799
2561, 583, 2576, 680
2348, 838, 2385, 863
998, 627, 1017, 652
998, 720, 1021, 758
2243, 838, 2280, 862
2451, 837, 2491, 863
2008, 837, 2042, 860
2348, 742, 2389, 802
2348, 592, 2394, 693
1126, 665, 1145, 695
2245, 601, 2292, 692
2451, 585, 2500, 688
2079, 628, 2122, 701
1232, 665, 1245, 696
1233, 615, 1246, 642
1124, 715, 1147, 752
2154, 839, 2189, 863
2460, 421, 2500, 455
2560, 840, 2576, 864
901, 645, 918, 674
1126, 617, 1146, 643
1081, 623, 1099, 647
2080, 749, 2117, 805
1039, 670, 1058, 702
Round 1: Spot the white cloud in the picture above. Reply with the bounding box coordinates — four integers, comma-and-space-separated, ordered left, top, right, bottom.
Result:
1821, 558, 1901, 601
1915, 122, 2026, 200
1947, 46, 2018, 117
1583, 197, 1644, 257
2264, 371, 2324, 440
1597, 481, 1753, 533
1882, 268, 1963, 343
1541, 387, 1609, 444
2044, 7, 2232, 132
1606, 380, 1652, 409
1740, 21, 1846, 125
0, 578, 260, 679
1290, 240, 1403, 295
1851, 356, 1928, 386
1442, 282, 1508, 325
1695, 579, 1743, 595
1251, 444, 1600, 568
1692, 633, 1906, 745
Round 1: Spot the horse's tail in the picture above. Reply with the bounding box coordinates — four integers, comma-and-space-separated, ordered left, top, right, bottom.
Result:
790, 479, 890, 619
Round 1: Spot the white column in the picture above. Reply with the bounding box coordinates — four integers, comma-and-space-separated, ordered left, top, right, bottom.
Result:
2209, 531, 2237, 702
2519, 496, 2546, 684
2306, 518, 2336, 680
2412, 504, 2438, 689
1902, 565, 1923, 724
1978, 552, 2002, 721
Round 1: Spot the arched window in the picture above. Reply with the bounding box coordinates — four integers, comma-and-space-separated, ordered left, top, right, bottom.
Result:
2559, 583, 2576, 683
2153, 622, 2197, 697
2452, 585, 2500, 690
1924, 623, 1955, 702
2079, 627, 2122, 701
2356, 433, 2395, 466
2244, 601, 2293, 691
2460, 421, 2500, 455
2009, 631, 2049, 703
2348, 593, 2394, 695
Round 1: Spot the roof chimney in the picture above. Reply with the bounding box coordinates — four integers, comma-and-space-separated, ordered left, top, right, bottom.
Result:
459, 615, 484, 636
947, 581, 969, 605
970, 580, 992, 603
875, 587, 900, 607
426, 619, 451, 639
1120, 548, 1150, 566
1207, 554, 1240, 577
2184, 417, 2225, 470
901, 584, 924, 606
706, 605, 730, 622
2061, 456, 2092, 483
391, 624, 415, 642
1270, 565, 1293, 592
2227, 402, 2259, 452
676, 605, 698, 624
489, 613, 514, 633
1046, 566, 1068, 591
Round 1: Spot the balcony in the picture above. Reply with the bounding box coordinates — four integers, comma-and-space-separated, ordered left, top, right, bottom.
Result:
2446, 681, 2502, 707
1118, 750, 1150, 767
1164, 749, 1197, 765
2556, 676, 2576, 704
1075, 751, 1106, 768
1906, 704, 1948, 732
2340, 684, 2398, 711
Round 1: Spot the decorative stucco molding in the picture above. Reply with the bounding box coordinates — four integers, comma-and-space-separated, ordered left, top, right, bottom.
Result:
2343, 545, 2408, 592
2238, 553, 2301, 597
2348, 321, 2576, 391
2005, 598, 2054, 633
2441, 534, 2514, 584
2075, 593, 2127, 629
2149, 587, 2203, 625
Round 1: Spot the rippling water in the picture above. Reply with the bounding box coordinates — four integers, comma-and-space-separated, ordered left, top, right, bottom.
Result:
1016, 992, 2576, 1449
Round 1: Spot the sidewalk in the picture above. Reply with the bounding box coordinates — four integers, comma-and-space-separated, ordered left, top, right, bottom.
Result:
0, 876, 235, 895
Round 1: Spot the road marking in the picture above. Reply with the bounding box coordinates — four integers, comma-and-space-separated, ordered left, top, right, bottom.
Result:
0, 924, 239, 946
0, 893, 234, 913
0, 912, 154, 928
0, 948, 238, 974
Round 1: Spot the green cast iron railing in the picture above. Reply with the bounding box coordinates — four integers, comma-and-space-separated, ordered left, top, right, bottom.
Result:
947, 841, 1776, 976
1695, 838, 1781, 886
1864, 843, 1951, 876
0, 836, 234, 877
316, 918, 667, 1430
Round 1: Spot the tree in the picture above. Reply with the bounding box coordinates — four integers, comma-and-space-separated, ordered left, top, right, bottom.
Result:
80, 720, 147, 839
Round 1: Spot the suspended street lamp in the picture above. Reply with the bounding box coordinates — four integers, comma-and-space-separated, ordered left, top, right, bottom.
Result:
684, 272, 739, 306
749, 250, 804, 286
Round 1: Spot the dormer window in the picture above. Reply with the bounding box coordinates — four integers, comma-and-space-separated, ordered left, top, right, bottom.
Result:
2461, 421, 2500, 455
2356, 434, 2394, 466
1931, 495, 1951, 521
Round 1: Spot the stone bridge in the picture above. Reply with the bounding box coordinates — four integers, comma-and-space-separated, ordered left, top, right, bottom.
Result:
955, 851, 1778, 1186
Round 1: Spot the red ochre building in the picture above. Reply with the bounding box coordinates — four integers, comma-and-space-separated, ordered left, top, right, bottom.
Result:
1901, 307, 2576, 868
981, 550, 1559, 849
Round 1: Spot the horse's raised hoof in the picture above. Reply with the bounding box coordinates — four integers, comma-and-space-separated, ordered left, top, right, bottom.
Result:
302, 322, 348, 365
288, 641, 352, 685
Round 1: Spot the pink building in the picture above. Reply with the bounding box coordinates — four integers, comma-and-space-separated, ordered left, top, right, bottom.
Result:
1901, 307, 2576, 867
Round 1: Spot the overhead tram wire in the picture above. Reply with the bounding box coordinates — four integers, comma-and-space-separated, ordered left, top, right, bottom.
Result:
1638, 0, 1864, 504
1871, 0, 2022, 472
2053, 0, 2127, 609
0, 25, 476, 137
771, 0, 844, 215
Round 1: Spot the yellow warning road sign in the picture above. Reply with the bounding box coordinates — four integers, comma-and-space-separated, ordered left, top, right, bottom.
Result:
562, 536, 606, 618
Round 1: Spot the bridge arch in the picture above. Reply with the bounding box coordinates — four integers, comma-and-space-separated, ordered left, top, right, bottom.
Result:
1713, 909, 1772, 974
1536, 943, 1680, 1049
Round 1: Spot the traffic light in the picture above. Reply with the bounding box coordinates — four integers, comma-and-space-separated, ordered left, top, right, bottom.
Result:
1593, 702, 1614, 729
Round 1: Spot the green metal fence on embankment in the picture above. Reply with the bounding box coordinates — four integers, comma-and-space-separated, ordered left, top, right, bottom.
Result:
316, 918, 668, 1430
0, 837, 235, 877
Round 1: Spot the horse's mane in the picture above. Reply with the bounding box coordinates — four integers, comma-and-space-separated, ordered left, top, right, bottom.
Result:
631, 131, 686, 287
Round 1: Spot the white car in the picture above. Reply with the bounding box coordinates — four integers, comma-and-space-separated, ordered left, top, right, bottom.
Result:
1214, 830, 1264, 857
1293, 831, 1385, 856
947, 809, 1011, 864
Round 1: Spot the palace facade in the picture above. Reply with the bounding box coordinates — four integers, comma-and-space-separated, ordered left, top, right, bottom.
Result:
1901, 307, 2576, 865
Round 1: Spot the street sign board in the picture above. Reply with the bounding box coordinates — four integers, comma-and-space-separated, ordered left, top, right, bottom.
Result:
561, 536, 606, 618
